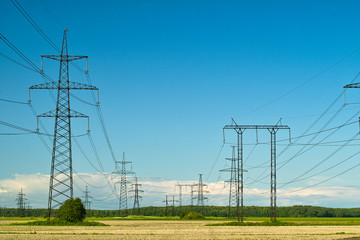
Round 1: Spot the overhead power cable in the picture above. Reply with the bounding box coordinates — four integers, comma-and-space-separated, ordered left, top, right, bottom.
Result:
238, 48, 360, 117
205, 142, 225, 182
73, 170, 109, 189
0, 51, 37, 72
10, 0, 86, 73
0, 98, 29, 105
10, 0, 60, 51
245, 107, 358, 188
281, 159, 360, 195
278, 132, 359, 187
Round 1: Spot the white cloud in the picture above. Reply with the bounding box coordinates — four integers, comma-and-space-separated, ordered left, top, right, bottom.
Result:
1, 173, 360, 209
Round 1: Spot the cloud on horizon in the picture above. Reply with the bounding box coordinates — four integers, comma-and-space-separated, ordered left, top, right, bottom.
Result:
1, 173, 359, 209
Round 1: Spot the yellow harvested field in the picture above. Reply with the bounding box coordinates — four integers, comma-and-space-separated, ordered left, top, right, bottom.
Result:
1, 220, 360, 239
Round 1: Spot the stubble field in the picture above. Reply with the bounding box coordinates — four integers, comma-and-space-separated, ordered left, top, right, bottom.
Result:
1, 218, 360, 240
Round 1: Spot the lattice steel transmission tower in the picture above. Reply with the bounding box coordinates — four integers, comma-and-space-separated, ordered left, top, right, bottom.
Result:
220, 146, 238, 217
29, 29, 98, 219
175, 183, 195, 208
194, 174, 209, 207
169, 195, 179, 216
16, 189, 26, 217
223, 118, 290, 222
113, 152, 134, 214
163, 195, 169, 216
129, 177, 143, 215
82, 186, 92, 210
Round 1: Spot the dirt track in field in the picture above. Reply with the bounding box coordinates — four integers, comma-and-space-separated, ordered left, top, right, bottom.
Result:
1, 220, 360, 239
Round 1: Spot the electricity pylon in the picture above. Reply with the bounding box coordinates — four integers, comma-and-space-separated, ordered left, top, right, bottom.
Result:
82, 186, 92, 210
163, 195, 169, 216
175, 183, 196, 208
220, 146, 238, 218
16, 189, 26, 217
223, 118, 290, 222
343, 80, 360, 133
169, 195, 179, 216
113, 152, 134, 214
194, 174, 209, 207
129, 177, 143, 215
29, 29, 98, 220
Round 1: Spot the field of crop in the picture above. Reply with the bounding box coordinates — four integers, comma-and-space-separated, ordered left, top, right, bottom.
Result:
1, 217, 360, 239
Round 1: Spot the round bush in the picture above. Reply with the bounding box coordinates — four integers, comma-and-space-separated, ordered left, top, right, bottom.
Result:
183, 211, 205, 219
56, 198, 86, 222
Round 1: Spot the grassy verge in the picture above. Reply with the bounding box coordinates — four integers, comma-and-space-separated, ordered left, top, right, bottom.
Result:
208, 221, 298, 226
11, 219, 108, 226
86, 216, 231, 221
208, 217, 360, 226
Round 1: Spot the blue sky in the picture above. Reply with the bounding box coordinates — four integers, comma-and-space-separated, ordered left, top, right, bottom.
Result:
1, 0, 360, 209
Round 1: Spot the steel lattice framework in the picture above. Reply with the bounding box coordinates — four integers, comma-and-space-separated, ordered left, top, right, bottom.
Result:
195, 174, 209, 207
130, 177, 143, 215
175, 183, 196, 209
16, 189, 26, 217
113, 152, 134, 214
220, 146, 240, 218
82, 186, 92, 210
29, 29, 98, 219
223, 120, 290, 222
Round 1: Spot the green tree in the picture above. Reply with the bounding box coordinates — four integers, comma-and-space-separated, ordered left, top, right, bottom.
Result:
56, 198, 86, 222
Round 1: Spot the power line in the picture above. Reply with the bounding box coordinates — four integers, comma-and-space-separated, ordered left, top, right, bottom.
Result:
0, 98, 29, 105
278, 133, 359, 188
238, 48, 360, 117
10, 0, 60, 51
0, 51, 37, 72
205, 142, 225, 182
282, 160, 360, 195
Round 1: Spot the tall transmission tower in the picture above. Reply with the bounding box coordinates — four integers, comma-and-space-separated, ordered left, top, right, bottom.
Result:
129, 177, 143, 215
82, 186, 92, 210
29, 29, 98, 219
113, 152, 134, 214
189, 184, 196, 206
16, 189, 26, 217
169, 195, 179, 216
220, 146, 239, 218
344, 81, 360, 106
223, 119, 290, 222
163, 195, 169, 216
194, 174, 209, 207
175, 183, 196, 209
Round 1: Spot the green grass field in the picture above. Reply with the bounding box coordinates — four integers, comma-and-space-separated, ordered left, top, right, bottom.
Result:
85, 216, 360, 225
2, 216, 360, 226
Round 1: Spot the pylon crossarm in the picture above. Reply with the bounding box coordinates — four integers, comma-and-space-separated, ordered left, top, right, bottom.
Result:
224, 125, 290, 130
344, 82, 360, 88
42, 55, 87, 61
37, 109, 88, 118
30, 81, 98, 90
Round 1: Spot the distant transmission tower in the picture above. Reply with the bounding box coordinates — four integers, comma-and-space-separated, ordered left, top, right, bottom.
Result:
82, 186, 92, 210
129, 177, 143, 215
113, 152, 134, 214
29, 29, 98, 219
189, 184, 196, 206
16, 189, 26, 217
220, 146, 238, 217
194, 174, 209, 207
163, 195, 169, 216
169, 195, 179, 216
223, 119, 290, 222
175, 183, 196, 209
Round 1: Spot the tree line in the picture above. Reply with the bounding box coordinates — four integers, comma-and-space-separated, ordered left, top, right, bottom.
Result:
1, 205, 360, 218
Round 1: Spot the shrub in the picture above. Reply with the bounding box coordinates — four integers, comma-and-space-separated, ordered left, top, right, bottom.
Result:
180, 211, 190, 219
56, 198, 86, 223
183, 211, 205, 219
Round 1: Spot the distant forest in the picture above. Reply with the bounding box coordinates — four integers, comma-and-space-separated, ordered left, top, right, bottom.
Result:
1, 205, 360, 218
